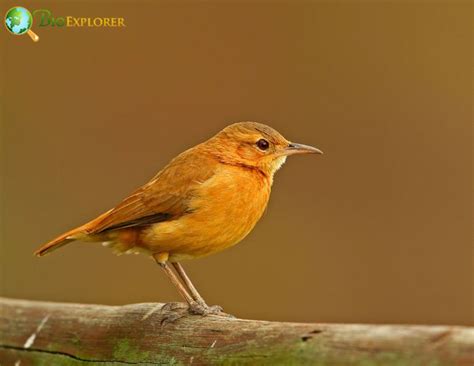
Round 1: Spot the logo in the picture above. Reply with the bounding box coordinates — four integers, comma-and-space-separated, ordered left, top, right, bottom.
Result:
4, 6, 39, 42
4, 6, 126, 42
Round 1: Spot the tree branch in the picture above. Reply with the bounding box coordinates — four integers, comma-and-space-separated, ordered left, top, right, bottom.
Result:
0, 297, 472, 365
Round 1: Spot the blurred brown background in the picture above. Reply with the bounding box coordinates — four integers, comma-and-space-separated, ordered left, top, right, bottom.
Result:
0, 1, 472, 325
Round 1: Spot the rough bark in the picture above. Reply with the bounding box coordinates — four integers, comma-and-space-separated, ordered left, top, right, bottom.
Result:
0, 297, 473, 365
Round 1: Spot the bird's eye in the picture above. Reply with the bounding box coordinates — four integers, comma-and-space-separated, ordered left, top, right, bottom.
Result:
256, 139, 270, 151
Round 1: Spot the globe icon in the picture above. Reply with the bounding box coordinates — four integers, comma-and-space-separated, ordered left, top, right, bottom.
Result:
4, 6, 39, 41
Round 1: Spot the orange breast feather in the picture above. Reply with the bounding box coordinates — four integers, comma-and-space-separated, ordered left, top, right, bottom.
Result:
139, 164, 271, 261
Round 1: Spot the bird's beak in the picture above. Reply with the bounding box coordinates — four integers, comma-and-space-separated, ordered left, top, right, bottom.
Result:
283, 142, 323, 156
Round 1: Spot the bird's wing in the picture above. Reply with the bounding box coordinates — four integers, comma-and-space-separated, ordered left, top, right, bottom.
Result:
85, 149, 216, 234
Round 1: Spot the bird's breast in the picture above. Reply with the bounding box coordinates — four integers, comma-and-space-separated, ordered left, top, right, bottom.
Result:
142, 165, 271, 259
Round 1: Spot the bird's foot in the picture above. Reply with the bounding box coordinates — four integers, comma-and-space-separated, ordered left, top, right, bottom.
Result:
206, 304, 223, 313
158, 301, 234, 325
159, 302, 188, 326
160, 301, 188, 313
188, 302, 234, 318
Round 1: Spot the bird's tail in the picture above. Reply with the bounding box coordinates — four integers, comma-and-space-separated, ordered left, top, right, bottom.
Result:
34, 209, 116, 257
34, 225, 88, 257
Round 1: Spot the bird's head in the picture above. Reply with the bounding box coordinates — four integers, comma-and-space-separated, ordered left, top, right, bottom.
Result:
206, 122, 322, 178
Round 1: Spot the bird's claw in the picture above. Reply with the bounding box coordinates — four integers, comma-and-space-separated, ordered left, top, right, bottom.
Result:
160, 302, 188, 313
159, 302, 188, 326
188, 302, 234, 318
207, 304, 223, 313
159, 301, 233, 326
160, 311, 187, 326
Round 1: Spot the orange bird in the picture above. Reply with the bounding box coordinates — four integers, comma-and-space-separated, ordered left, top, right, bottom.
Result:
35, 122, 322, 315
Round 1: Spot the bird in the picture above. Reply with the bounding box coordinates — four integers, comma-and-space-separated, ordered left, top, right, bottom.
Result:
34, 122, 322, 316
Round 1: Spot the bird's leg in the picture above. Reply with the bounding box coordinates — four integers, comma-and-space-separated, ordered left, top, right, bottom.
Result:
173, 262, 230, 316
153, 253, 209, 317
172, 262, 208, 307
